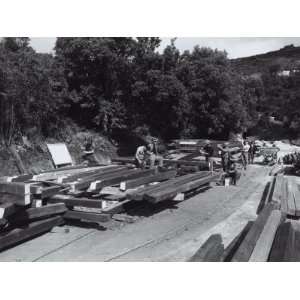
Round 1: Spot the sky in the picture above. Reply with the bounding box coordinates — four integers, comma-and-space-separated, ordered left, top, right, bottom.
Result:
30, 37, 300, 59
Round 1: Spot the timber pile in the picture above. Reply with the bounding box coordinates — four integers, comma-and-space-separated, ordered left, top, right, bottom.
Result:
0, 161, 220, 252
190, 173, 300, 262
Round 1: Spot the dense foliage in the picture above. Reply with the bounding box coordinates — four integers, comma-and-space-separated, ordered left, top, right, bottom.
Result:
1, 37, 290, 146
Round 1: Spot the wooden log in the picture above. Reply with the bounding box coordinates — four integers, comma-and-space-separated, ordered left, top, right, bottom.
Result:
128, 171, 211, 201
269, 220, 300, 262
249, 210, 282, 262
231, 202, 279, 262
9, 203, 67, 223
145, 173, 218, 203
286, 177, 296, 216
0, 202, 19, 219
0, 216, 64, 252
280, 177, 289, 215
87, 169, 156, 192
69, 166, 130, 191
0, 182, 31, 206
188, 234, 224, 262
48, 194, 104, 209
120, 169, 177, 191
63, 210, 110, 223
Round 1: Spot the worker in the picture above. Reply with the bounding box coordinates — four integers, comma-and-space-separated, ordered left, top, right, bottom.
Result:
135, 141, 163, 169
228, 159, 238, 185
135, 145, 148, 169
248, 141, 255, 164
146, 141, 163, 169
201, 139, 214, 171
219, 142, 230, 172
241, 140, 250, 170
82, 136, 101, 166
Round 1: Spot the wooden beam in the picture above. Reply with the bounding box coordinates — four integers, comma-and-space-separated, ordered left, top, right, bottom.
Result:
64, 210, 111, 223
188, 234, 224, 262
128, 171, 211, 201
87, 169, 156, 192
0, 202, 19, 219
0, 216, 64, 252
231, 202, 280, 261
120, 169, 177, 191
145, 173, 219, 203
286, 177, 296, 216
9, 203, 67, 223
249, 209, 282, 261
48, 194, 104, 209
163, 159, 207, 167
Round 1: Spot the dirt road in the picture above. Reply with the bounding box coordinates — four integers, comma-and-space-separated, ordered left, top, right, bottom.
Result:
0, 164, 271, 261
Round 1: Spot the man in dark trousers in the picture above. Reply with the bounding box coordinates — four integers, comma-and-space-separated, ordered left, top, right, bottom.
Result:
202, 140, 214, 171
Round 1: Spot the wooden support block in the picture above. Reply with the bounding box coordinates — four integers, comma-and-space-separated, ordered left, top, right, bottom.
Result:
31, 199, 43, 208
188, 234, 224, 262
0, 182, 31, 196
101, 199, 132, 214
249, 210, 282, 262
231, 202, 280, 262
173, 193, 185, 201
120, 169, 177, 191
64, 210, 110, 223
0, 216, 64, 252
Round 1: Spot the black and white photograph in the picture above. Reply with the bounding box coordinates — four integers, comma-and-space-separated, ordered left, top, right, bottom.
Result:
1, 36, 300, 262
1, 1, 300, 299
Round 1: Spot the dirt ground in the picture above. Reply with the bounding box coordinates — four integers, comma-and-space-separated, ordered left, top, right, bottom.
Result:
0, 163, 271, 262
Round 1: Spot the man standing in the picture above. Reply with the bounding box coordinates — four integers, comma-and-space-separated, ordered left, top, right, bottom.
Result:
202, 140, 214, 171
241, 140, 250, 170
248, 141, 255, 164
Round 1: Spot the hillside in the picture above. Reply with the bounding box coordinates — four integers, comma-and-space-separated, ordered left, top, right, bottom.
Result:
231, 44, 300, 75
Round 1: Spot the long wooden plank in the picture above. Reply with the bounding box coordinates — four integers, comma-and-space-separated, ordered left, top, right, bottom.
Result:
69, 166, 130, 191
128, 171, 211, 201
188, 234, 224, 262
9, 204, 67, 223
280, 177, 289, 215
120, 169, 177, 191
0, 216, 64, 252
48, 194, 104, 208
163, 159, 207, 167
249, 210, 282, 261
145, 173, 219, 203
231, 202, 279, 262
64, 210, 110, 223
272, 174, 283, 204
87, 169, 156, 192
286, 177, 296, 216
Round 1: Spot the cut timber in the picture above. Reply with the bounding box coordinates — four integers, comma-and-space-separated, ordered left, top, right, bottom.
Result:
120, 169, 177, 191
112, 157, 135, 164
0, 216, 64, 252
128, 171, 211, 201
280, 177, 289, 215
269, 220, 300, 262
231, 202, 280, 262
0, 202, 19, 219
69, 166, 129, 191
145, 173, 218, 203
48, 194, 104, 209
0, 182, 31, 206
188, 234, 224, 262
163, 159, 207, 167
272, 174, 283, 205
87, 168, 156, 192
286, 177, 296, 216
64, 210, 110, 223
9, 203, 67, 223
249, 210, 282, 262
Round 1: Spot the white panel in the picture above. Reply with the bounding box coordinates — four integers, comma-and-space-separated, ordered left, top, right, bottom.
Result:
47, 143, 73, 167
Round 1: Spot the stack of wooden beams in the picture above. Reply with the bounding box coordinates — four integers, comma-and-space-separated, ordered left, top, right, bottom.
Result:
128, 171, 220, 203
